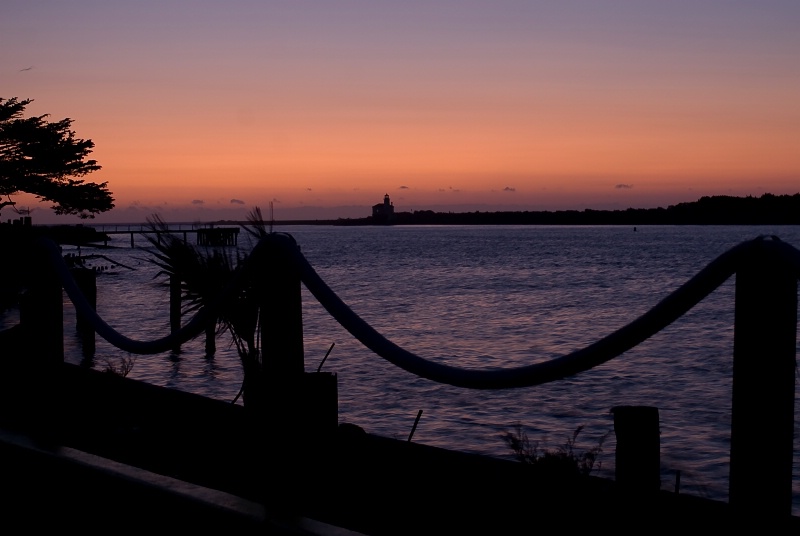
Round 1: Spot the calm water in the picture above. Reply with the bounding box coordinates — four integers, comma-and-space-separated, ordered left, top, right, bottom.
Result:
3, 224, 799, 511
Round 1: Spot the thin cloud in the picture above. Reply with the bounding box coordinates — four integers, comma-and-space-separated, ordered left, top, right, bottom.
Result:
191, 199, 204, 205
19, 66, 33, 72
125, 202, 155, 212
399, 185, 409, 189
306, 188, 312, 191
230, 199, 245, 205
615, 184, 633, 189
503, 186, 516, 192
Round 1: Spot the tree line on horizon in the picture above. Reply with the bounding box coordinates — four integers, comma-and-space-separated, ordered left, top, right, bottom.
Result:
332, 192, 800, 226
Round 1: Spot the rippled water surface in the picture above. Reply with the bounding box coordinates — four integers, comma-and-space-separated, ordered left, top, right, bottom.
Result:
4, 224, 799, 511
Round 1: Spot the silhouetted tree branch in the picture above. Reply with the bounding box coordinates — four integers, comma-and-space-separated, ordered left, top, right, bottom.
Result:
0, 97, 114, 219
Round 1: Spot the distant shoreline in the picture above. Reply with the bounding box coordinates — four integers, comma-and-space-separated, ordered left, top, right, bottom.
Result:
6, 193, 800, 230
215, 193, 800, 227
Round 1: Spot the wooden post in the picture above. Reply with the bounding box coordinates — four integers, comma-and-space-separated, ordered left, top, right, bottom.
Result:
71, 267, 97, 356
251, 233, 306, 510
19, 250, 64, 367
257, 233, 305, 378
302, 371, 339, 441
205, 318, 216, 355
729, 240, 797, 518
18, 242, 64, 436
611, 405, 660, 494
170, 274, 182, 352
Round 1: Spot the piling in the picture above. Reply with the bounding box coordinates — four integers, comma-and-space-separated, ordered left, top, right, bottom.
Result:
19, 247, 64, 366
17, 241, 64, 436
255, 233, 305, 377
611, 405, 660, 494
247, 233, 341, 510
729, 239, 797, 518
71, 267, 97, 355
170, 275, 182, 352
205, 319, 216, 355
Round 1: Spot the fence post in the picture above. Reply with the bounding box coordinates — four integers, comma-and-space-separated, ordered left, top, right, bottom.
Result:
241, 233, 339, 511
17, 241, 64, 436
19, 247, 64, 367
729, 239, 797, 518
256, 233, 305, 378
72, 267, 97, 356
611, 405, 660, 494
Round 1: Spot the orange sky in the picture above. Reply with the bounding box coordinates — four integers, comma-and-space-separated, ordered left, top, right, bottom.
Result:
3, 1, 799, 223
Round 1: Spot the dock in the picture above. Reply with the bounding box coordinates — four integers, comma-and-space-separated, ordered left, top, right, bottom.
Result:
87, 223, 240, 247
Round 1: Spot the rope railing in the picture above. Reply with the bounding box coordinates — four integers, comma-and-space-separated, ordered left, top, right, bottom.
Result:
3, 232, 798, 518
20, 234, 800, 387
288, 234, 800, 389
40, 237, 210, 354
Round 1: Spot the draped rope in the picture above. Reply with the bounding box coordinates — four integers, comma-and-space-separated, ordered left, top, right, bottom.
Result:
23, 234, 800, 389
40, 237, 209, 355
289, 234, 800, 389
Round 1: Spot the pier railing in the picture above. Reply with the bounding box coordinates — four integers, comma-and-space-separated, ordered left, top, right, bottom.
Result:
2, 233, 798, 519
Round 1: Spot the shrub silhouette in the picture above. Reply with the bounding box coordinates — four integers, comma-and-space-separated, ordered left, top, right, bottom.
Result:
502, 424, 609, 479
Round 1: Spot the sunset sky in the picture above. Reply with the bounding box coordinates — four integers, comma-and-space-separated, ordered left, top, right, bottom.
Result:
3, 1, 799, 223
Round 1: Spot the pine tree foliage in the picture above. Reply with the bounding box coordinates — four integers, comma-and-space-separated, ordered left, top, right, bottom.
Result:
0, 97, 114, 219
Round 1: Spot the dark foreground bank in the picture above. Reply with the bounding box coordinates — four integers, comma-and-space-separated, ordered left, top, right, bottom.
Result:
0, 362, 797, 534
